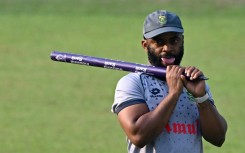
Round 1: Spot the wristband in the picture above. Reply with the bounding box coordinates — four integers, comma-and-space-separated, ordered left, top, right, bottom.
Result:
194, 93, 209, 103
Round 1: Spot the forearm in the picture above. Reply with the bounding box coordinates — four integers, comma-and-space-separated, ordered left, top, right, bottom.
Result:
198, 100, 227, 146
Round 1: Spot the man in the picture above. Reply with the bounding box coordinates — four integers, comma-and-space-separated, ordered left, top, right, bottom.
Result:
111, 10, 227, 153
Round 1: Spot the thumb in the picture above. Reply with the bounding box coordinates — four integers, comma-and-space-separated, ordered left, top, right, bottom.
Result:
181, 74, 188, 86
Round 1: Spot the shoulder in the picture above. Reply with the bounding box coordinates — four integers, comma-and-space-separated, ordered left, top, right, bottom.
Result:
112, 73, 147, 114
116, 73, 144, 88
119, 72, 143, 82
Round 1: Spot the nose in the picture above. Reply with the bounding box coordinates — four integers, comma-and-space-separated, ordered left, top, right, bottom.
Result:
162, 43, 172, 52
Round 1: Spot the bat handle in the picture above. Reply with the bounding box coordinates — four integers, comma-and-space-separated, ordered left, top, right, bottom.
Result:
185, 74, 209, 81
199, 75, 209, 80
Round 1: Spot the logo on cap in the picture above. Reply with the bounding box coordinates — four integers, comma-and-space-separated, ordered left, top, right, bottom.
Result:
158, 15, 167, 25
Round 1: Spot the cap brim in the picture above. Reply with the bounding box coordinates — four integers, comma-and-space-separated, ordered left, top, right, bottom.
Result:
144, 27, 184, 39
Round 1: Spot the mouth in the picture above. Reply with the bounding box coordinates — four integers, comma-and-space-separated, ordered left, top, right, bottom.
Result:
161, 55, 176, 65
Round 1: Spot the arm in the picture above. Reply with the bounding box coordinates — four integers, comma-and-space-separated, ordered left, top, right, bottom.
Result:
118, 92, 180, 148
198, 101, 227, 147
117, 65, 184, 148
182, 66, 227, 146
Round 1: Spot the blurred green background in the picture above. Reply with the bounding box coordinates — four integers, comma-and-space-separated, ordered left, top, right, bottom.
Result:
0, 0, 244, 153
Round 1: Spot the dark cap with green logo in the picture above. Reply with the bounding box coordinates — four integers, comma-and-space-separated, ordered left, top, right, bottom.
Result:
143, 10, 184, 39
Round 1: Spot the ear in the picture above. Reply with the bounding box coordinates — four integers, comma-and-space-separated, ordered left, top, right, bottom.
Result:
141, 39, 148, 51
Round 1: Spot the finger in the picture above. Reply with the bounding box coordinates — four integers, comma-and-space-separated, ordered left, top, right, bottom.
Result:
166, 65, 173, 72
189, 68, 198, 80
185, 66, 204, 80
191, 70, 203, 80
177, 67, 185, 75
172, 66, 179, 73
171, 66, 182, 77
166, 65, 173, 78
185, 66, 195, 77
168, 65, 178, 73
167, 65, 183, 79
189, 67, 204, 80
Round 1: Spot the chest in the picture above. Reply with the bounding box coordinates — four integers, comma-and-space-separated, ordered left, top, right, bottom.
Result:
141, 76, 199, 121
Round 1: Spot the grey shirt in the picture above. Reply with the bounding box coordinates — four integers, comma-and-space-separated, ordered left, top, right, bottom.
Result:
112, 73, 214, 153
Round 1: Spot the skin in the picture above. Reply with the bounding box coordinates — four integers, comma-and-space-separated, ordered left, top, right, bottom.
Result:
117, 32, 227, 148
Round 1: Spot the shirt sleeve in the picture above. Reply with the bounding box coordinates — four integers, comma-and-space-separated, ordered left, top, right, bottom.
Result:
111, 73, 146, 114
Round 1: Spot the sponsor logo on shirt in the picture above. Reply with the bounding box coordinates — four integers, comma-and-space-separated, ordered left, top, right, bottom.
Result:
165, 119, 199, 135
150, 88, 163, 98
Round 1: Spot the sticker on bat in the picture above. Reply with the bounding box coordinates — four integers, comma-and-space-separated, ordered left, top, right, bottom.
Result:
55, 54, 67, 62
71, 56, 83, 62
135, 66, 147, 73
104, 61, 116, 69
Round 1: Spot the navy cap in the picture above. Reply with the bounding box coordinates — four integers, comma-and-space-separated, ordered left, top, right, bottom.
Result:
143, 10, 184, 39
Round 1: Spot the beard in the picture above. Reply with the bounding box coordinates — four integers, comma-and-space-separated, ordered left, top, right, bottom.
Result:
147, 45, 184, 67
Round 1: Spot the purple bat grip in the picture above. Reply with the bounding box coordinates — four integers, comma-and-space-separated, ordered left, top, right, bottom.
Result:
50, 51, 208, 80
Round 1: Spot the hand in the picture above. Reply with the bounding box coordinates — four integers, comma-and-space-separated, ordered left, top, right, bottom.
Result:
181, 66, 206, 97
166, 65, 185, 96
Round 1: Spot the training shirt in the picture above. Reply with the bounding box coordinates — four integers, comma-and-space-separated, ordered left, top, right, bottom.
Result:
111, 73, 214, 153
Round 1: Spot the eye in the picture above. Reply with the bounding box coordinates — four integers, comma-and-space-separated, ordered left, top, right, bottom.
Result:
169, 36, 181, 45
155, 39, 165, 46
151, 35, 182, 46
152, 37, 165, 46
